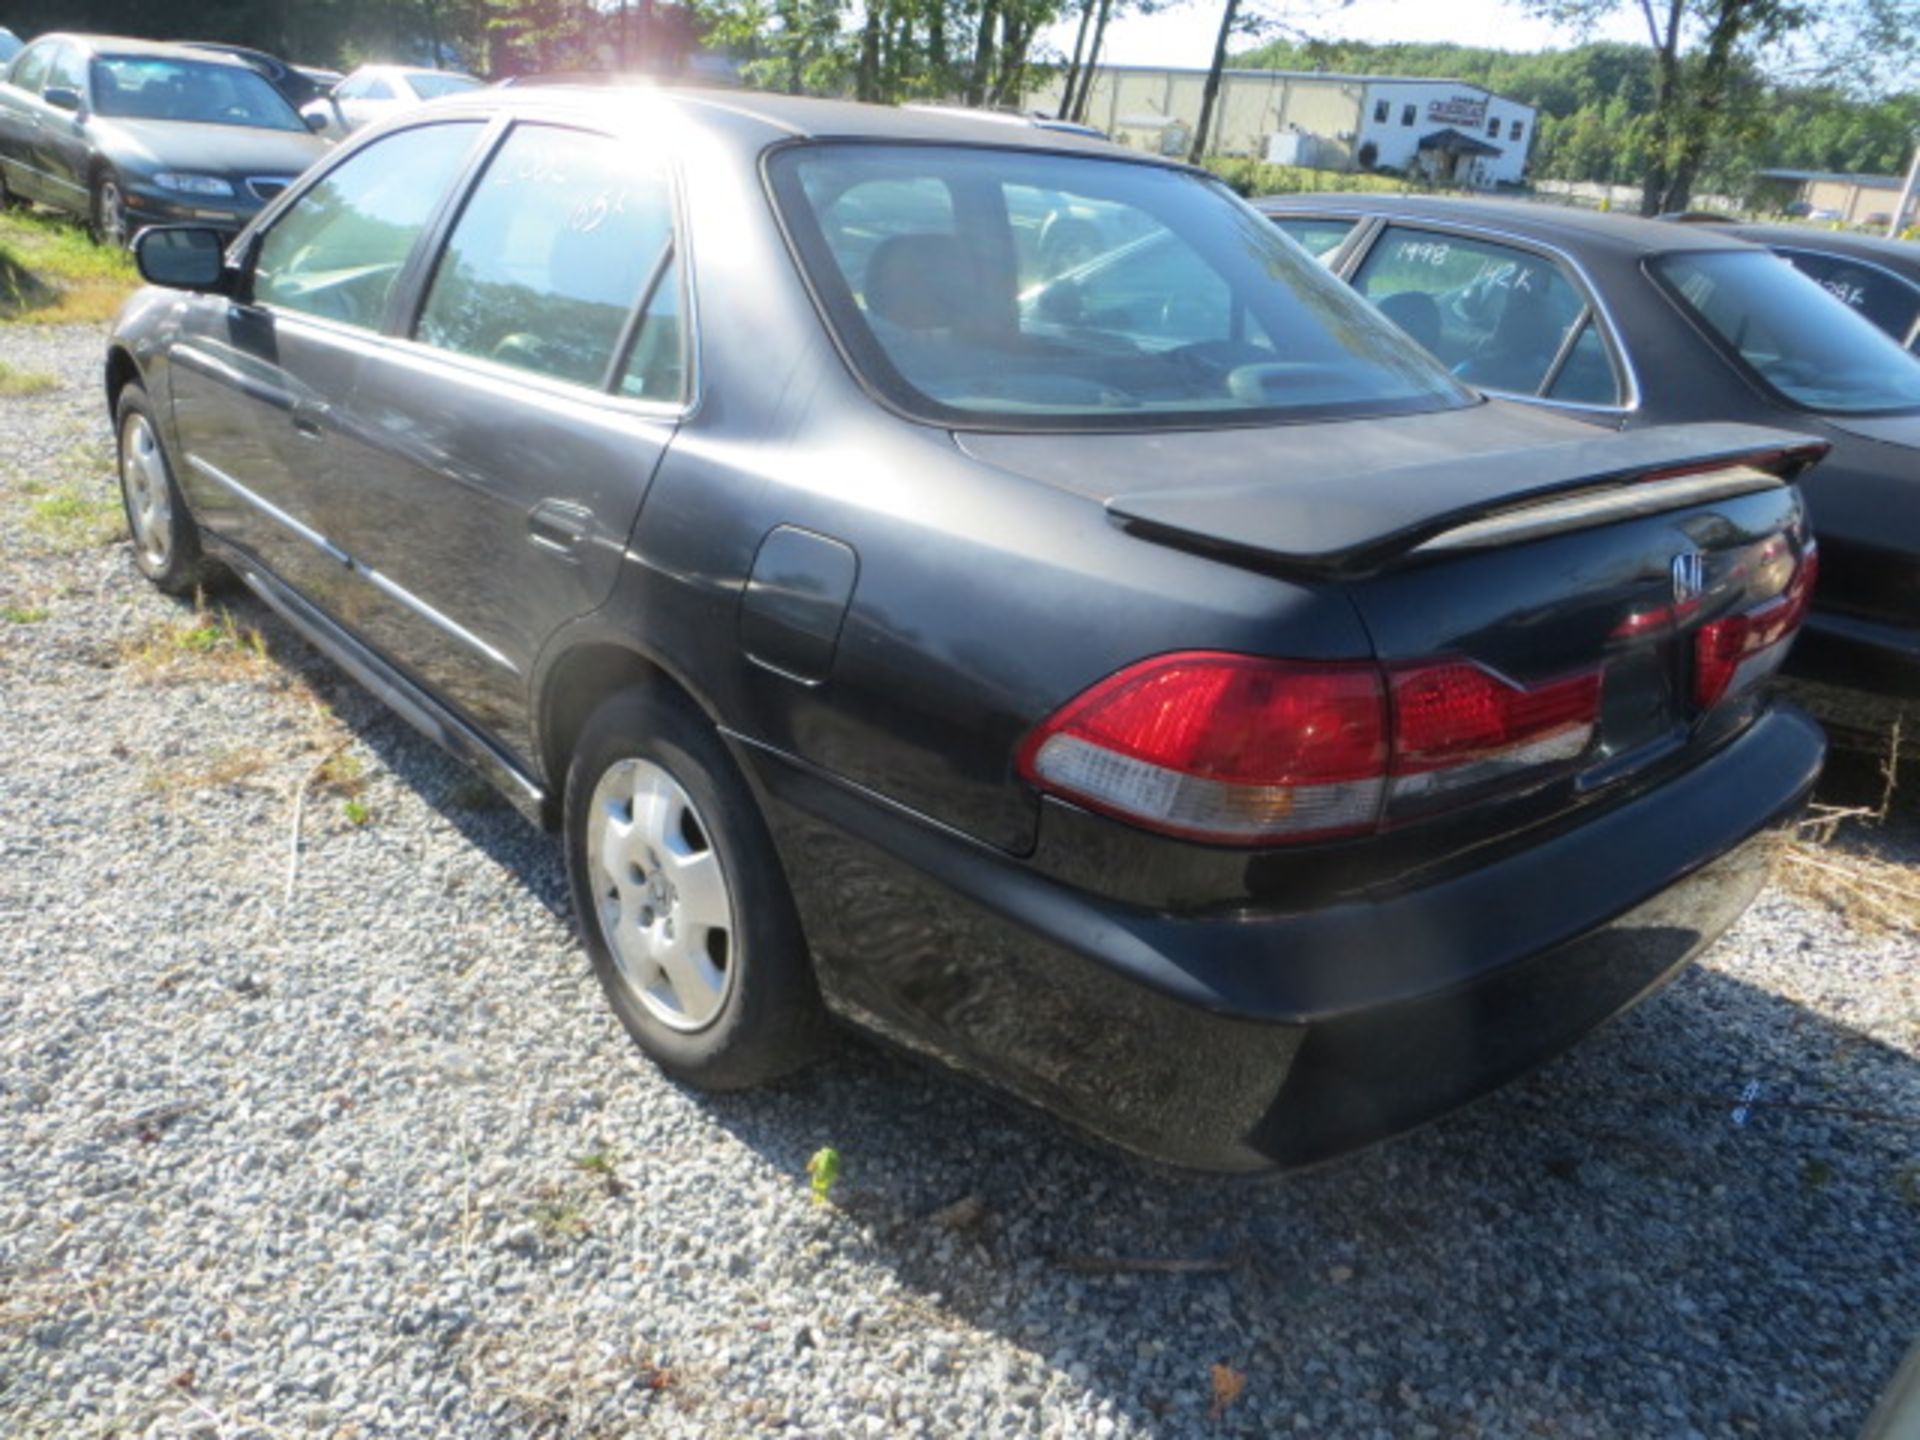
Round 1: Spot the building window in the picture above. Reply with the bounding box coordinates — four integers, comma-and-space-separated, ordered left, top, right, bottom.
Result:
1401, 104, 1415, 126
1487, 115, 1500, 136
1511, 120, 1524, 141
1374, 99, 1388, 123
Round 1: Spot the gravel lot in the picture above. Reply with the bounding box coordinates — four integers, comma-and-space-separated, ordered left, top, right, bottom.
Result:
2, 320, 1917, 1439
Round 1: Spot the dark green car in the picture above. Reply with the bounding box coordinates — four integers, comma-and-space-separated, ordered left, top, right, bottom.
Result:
0, 33, 329, 245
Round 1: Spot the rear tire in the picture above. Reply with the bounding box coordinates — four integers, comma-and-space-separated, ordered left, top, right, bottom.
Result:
115, 383, 218, 595
564, 686, 830, 1089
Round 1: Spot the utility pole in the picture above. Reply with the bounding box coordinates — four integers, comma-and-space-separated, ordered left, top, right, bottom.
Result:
1892, 138, 1920, 240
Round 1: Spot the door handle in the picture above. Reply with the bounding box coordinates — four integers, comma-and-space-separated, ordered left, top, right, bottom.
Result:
527, 499, 593, 560
290, 398, 329, 439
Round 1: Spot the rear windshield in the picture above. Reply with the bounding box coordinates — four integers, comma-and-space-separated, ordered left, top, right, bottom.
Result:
767, 143, 1471, 430
91, 56, 305, 131
408, 71, 481, 99
1651, 249, 1920, 415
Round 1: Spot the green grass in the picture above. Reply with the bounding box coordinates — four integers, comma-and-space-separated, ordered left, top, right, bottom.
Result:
0, 359, 58, 396
1, 604, 50, 624
26, 486, 122, 548
1203, 157, 1436, 199
0, 207, 139, 325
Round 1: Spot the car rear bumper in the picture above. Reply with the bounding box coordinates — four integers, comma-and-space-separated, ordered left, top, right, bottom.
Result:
743, 704, 1823, 1173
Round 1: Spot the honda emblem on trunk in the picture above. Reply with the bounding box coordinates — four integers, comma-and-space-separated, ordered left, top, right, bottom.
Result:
1672, 551, 1707, 605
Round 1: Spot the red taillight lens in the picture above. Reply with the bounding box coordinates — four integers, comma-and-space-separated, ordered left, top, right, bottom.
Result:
1389, 661, 1603, 780
1016, 653, 1388, 843
1693, 541, 1818, 709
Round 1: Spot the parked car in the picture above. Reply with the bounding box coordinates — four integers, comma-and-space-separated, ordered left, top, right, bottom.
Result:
304, 63, 482, 136
181, 41, 336, 111
1257, 195, 1920, 724
109, 93, 1825, 1172
1697, 222, 1920, 354
0, 28, 23, 66
0, 35, 330, 245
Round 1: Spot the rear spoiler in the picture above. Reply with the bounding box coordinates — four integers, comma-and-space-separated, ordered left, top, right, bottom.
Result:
1106, 422, 1827, 578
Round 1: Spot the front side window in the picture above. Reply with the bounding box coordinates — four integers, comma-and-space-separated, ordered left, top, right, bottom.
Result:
90, 56, 304, 130
417, 124, 676, 389
1354, 225, 1606, 401
1774, 247, 1920, 352
254, 122, 482, 329
769, 144, 1468, 429
1652, 249, 1920, 415
46, 45, 85, 95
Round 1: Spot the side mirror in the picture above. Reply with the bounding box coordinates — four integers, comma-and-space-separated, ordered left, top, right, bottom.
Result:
303, 109, 330, 134
42, 85, 83, 114
134, 226, 229, 292
299, 97, 343, 135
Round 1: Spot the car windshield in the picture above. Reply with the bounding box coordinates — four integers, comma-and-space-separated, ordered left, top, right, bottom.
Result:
1651, 249, 1920, 415
407, 72, 481, 99
90, 56, 305, 131
768, 143, 1471, 429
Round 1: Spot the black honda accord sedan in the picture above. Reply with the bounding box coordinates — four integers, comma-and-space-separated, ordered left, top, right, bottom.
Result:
1257, 196, 1920, 723
106, 91, 1825, 1171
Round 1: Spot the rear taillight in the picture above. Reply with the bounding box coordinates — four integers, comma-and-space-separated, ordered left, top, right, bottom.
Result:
1693, 541, 1818, 708
1015, 654, 1388, 843
1018, 651, 1603, 845
1388, 661, 1603, 803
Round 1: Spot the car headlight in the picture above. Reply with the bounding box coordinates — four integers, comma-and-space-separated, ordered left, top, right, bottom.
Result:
152, 173, 235, 197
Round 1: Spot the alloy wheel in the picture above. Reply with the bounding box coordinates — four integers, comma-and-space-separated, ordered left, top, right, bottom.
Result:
119, 410, 172, 572
585, 757, 736, 1032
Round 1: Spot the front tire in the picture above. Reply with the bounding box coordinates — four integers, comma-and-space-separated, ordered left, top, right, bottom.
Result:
115, 383, 216, 594
564, 686, 829, 1089
91, 171, 128, 249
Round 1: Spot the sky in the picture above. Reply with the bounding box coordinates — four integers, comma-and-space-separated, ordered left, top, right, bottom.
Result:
1039, 0, 1654, 71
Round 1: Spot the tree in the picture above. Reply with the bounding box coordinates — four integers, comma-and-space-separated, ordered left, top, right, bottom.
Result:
1188, 0, 1352, 162
1517, 0, 1920, 215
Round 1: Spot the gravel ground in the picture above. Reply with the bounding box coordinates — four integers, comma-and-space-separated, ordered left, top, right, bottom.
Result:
2, 320, 1917, 1440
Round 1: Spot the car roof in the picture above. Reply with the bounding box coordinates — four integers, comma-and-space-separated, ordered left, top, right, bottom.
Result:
1256, 193, 1758, 258
428, 84, 1166, 162
1712, 222, 1920, 271
31, 32, 259, 68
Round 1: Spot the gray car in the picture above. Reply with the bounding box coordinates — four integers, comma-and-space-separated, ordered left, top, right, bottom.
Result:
1706, 222, 1920, 354
0, 34, 330, 245
1257, 195, 1920, 726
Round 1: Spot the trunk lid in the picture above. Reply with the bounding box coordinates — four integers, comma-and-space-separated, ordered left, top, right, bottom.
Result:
968, 409, 1823, 828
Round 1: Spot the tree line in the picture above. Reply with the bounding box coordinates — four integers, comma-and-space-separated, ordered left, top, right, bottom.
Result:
5, 0, 1914, 214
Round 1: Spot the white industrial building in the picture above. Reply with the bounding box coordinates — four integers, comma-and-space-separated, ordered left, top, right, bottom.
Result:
1027, 66, 1538, 187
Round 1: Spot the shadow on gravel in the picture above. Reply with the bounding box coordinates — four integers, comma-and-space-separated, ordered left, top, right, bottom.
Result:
201, 577, 1919, 1434
696, 965, 1920, 1436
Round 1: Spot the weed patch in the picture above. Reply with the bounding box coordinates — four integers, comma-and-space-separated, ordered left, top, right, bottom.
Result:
119, 604, 272, 685
0, 359, 58, 397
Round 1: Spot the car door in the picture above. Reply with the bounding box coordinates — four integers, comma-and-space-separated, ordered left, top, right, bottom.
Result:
35, 41, 93, 215
1344, 222, 1633, 422
0, 41, 58, 206
167, 119, 488, 607
320, 119, 687, 750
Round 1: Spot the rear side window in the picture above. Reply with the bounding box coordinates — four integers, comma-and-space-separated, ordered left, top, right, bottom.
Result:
254, 122, 482, 329
1653, 249, 1920, 415
1354, 225, 1613, 403
1269, 215, 1358, 263
1774, 247, 1920, 352
10, 42, 52, 94
416, 124, 676, 390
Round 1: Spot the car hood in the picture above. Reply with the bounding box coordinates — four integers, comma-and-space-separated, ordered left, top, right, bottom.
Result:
1824, 410, 1920, 449
90, 117, 328, 178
